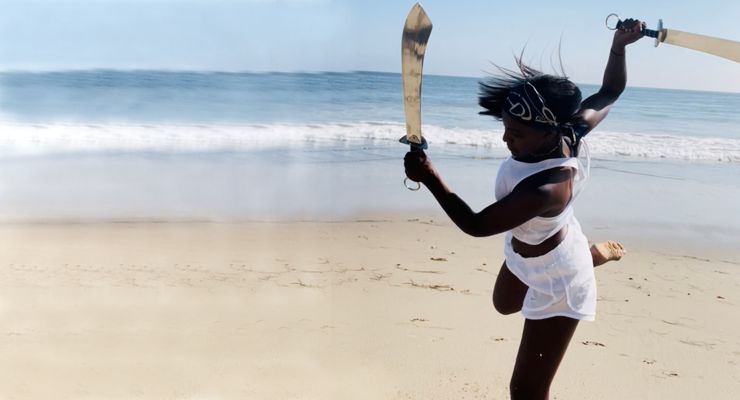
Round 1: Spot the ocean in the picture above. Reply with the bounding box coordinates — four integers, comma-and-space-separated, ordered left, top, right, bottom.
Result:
2, 70, 740, 160
0, 70, 738, 251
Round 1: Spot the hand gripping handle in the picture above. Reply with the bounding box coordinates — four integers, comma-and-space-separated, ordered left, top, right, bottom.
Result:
400, 136, 428, 191
605, 14, 663, 47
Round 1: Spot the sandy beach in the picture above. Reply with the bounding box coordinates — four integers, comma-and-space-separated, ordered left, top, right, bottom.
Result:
1, 216, 738, 399
2, 1, 740, 398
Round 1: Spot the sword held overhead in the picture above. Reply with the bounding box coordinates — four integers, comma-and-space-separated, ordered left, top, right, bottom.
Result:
606, 14, 740, 63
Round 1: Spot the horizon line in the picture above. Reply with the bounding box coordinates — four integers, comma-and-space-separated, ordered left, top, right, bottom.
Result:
1, 67, 738, 95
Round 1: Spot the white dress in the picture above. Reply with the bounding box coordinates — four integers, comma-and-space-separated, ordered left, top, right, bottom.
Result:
495, 143, 596, 321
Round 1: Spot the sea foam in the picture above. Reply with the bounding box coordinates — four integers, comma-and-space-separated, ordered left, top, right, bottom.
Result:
0, 121, 738, 163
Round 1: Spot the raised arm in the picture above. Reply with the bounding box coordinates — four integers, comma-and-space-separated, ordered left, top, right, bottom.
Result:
579, 18, 646, 132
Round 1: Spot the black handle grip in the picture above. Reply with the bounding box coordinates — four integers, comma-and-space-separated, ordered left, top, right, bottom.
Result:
615, 19, 659, 38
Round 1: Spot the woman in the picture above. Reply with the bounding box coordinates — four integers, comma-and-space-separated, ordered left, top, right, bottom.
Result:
403, 18, 645, 399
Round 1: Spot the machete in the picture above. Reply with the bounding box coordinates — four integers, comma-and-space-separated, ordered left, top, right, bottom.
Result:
400, 3, 432, 191
607, 14, 740, 63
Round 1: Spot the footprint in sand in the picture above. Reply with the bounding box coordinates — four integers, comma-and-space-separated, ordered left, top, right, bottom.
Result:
370, 272, 391, 281
679, 339, 716, 350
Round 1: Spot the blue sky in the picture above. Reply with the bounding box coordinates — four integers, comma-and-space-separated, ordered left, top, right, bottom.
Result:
1, 0, 739, 92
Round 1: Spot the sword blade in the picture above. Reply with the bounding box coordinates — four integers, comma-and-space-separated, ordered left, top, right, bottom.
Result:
402, 3, 432, 146
661, 29, 740, 63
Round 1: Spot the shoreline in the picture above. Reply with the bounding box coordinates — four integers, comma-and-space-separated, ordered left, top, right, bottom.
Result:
2, 210, 737, 262
0, 217, 738, 399
2, 146, 738, 243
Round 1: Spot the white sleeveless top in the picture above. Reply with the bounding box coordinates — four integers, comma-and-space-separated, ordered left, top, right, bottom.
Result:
495, 142, 590, 245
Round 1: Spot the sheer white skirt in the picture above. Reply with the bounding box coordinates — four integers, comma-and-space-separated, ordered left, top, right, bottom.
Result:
504, 217, 597, 321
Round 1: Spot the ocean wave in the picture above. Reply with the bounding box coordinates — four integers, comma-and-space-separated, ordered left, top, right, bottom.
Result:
0, 121, 738, 163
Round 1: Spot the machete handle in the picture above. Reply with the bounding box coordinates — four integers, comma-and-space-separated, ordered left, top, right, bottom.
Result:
400, 135, 428, 191
616, 20, 659, 38
606, 14, 663, 47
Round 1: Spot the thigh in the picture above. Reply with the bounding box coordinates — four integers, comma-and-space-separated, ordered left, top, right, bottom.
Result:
492, 261, 529, 315
509, 317, 580, 400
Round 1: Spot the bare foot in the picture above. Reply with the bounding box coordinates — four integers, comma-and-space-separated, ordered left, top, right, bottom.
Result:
591, 241, 626, 267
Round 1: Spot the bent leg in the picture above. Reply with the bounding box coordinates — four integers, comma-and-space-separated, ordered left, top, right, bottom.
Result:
509, 317, 580, 400
492, 261, 529, 315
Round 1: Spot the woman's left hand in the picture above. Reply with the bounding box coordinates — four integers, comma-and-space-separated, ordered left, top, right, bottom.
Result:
613, 18, 646, 48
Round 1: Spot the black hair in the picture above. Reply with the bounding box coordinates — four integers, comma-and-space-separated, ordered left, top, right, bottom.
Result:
478, 56, 588, 140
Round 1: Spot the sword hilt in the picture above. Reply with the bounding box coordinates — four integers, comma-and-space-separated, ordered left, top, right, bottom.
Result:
400, 135, 427, 191
399, 135, 428, 151
606, 14, 664, 47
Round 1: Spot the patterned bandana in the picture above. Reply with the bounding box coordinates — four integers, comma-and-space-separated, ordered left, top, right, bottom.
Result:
505, 81, 558, 127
